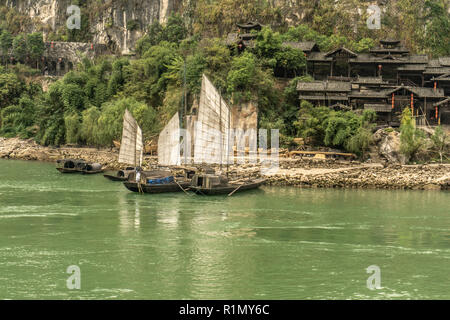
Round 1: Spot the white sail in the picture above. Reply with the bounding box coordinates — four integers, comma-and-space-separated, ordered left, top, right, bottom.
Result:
157, 112, 181, 166
194, 74, 230, 164
118, 109, 143, 167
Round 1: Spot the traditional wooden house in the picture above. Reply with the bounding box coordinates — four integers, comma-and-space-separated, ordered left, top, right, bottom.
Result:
282, 41, 320, 56
226, 22, 262, 52
349, 86, 447, 126
297, 81, 351, 107
296, 38, 450, 126
432, 73, 450, 96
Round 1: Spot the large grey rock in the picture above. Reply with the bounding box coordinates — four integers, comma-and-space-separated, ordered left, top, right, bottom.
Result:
373, 129, 406, 164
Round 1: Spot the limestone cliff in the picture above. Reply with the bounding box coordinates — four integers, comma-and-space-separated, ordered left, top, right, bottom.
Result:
5, 0, 181, 54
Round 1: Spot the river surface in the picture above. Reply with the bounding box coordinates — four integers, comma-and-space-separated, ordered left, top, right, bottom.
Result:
0, 159, 449, 299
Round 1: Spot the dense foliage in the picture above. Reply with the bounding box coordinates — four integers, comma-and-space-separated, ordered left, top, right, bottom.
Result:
399, 108, 426, 162
294, 101, 377, 156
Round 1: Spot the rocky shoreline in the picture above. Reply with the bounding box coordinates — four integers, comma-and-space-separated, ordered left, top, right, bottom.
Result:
1, 137, 449, 190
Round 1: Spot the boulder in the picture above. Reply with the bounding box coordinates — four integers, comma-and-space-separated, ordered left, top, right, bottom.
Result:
373, 129, 406, 164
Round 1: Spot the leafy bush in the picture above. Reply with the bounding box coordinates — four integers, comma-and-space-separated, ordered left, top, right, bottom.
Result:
400, 107, 425, 162
96, 97, 158, 146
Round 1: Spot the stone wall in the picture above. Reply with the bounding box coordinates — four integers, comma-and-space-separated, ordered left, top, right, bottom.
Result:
41, 41, 109, 75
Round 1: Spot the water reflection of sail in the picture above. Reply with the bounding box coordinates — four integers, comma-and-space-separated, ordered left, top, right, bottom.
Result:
118, 109, 143, 167
158, 112, 181, 166
194, 75, 230, 164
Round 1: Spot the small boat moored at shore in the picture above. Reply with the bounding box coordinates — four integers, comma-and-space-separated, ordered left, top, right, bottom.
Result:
56, 159, 104, 174
123, 169, 193, 194
56, 159, 85, 173
103, 167, 137, 181
189, 173, 266, 196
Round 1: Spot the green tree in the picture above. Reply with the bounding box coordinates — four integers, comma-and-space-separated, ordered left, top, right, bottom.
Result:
227, 51, 257, 101
0, 29, 12, 64
422, 0, 450, 56
430, 125, 449, 162
27, 32, 45, 68
64, 112, 82, 144
345, 110, 377, 158
80, 106, 101, 146
0, 95, 36, 138
255, 26, 282, 68
0, 71, 23, 109
400, 107, 425, 163
12, 34, 27, 63
164, 14, 187, 44
96, 97, 158, 146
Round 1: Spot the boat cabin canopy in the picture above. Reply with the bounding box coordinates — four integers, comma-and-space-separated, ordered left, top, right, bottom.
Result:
191, 174, 229, 189
56, 159, 86, 169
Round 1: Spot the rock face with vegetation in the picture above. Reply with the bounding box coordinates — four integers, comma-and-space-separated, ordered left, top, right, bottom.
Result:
3, 0, 181, 53
3, 0, 450, 55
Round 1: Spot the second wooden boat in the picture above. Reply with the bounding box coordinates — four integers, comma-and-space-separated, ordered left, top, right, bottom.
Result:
189, 174, 266, 195
56, 159, 103, 174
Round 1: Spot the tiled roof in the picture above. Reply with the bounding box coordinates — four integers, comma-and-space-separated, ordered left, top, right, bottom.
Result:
428, 59, 441, 67
297, 81, 327, 91
297, 81, 351, 92
434, 73, 450, 80
282, 41, 319, 52
326, 81, 352, 92
349, 90, 388, 98
424, 67, 450, 74
364, 104, 392, 112
383, 86, 446, 98
349, 54, 428, 64
397, 64, 427, 71
325, 47, 358, 58
438, 57, 450, 67
307, 52, 331, 62
408, 87, 446, 98
226, 33, 239, 45
299, 95, 326, 100
354, 76, 385, 84
236, 22, 262, 30
435, 98, 450, 107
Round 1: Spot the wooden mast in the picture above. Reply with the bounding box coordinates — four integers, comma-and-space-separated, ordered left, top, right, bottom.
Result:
219, 88, 222, 171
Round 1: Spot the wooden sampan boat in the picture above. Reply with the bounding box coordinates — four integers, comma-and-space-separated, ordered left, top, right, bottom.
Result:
56, 159, 104, 174
56, 159, 86, 173
189, 174, 266, 196
103, 167, 136, 181
123, 180, 191, 194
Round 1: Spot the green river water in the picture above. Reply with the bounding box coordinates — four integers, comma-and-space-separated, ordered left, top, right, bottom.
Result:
0, 158, 449, 299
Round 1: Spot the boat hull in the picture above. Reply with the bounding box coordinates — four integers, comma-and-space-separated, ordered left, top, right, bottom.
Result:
56, 167, 104, 174
103, 174, 127, 181
56, 168, 79, 173
191, 179, 266, 195
123, 181, 191, 194
81, 169, 104, 174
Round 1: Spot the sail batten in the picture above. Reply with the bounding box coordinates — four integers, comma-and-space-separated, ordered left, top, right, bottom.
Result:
118, 109, 143, 166
158, 112, 181, 166
194, 75, 230, 164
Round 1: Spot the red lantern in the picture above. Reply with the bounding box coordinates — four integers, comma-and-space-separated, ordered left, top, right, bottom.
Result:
91, 43, 94, 50
435, 106, 438, 119
411, 93, 414, 114
391, 93, 395, 109
51, 41, 54, 49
